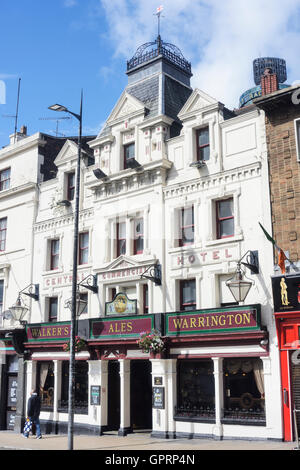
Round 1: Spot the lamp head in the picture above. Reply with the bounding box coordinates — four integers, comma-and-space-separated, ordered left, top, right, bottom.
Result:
48, 104, 68, 112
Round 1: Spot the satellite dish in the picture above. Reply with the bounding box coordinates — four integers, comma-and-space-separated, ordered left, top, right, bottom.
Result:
1, 310, 14, 320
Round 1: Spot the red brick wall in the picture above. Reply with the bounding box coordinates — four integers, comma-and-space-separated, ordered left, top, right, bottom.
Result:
266, 102, 300, 262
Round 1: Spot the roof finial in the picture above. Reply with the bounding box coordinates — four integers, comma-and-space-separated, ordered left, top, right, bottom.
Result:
154, 5, 164, 39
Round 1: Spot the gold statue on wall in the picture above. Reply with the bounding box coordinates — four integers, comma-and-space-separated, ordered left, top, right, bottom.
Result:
280, 277, 290, 306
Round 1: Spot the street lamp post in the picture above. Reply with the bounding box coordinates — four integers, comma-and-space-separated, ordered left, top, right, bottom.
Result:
49, 92, 83, 451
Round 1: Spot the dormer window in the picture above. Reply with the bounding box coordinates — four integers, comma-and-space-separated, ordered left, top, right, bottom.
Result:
67, 172, 75, 201
196, 127, 210, 161
124, 142, 135, 169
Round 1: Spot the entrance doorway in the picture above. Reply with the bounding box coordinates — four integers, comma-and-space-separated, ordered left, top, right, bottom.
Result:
130, 360, 152, 431
291, 359, 300, 439
107, 361, 120, 430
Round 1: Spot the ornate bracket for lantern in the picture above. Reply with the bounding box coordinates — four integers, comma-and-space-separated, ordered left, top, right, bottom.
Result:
78, 274, 98, 293
240, 250, 259, 274
20, 283, 40, 301
141, 263, 161, 286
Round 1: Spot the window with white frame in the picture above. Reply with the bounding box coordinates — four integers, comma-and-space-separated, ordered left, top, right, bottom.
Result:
67, 172, 75, 201
79, 232, 89, 265
116, 221, 126, 257
47, 297, 58, 322
216, 198, 234, 239
0, 218, 7, 252
179, 279, 196, 311
111, 215, 144, 259
124, 142, 135, 169
0, 280, 3, 319
196, 127, 210, 161
0, 168, 10, 191
179, 206, 194, 247
50, 239, 60, 270
134, 218, 144, 254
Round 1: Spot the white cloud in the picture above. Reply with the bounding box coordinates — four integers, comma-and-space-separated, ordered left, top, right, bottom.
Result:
99, 0, 300, 108
64, 0, 78, 7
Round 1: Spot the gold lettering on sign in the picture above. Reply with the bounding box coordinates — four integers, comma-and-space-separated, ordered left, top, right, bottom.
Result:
171, 311, 253, 331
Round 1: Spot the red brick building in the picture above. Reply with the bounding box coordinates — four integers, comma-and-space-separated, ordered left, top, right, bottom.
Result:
255, 77, 300, 442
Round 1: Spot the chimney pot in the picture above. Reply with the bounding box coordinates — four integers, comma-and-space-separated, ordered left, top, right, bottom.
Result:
261, 68, 278, 96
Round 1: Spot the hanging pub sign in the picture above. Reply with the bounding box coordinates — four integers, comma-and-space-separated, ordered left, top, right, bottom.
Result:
105, 292, 137, 316
272, 275, 300, 312
166, 305, 261, 337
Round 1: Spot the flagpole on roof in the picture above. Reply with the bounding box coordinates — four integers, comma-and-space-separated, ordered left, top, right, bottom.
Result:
155, 5, 164, 38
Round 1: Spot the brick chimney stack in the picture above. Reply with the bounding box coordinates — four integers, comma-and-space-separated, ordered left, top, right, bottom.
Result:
261, 67, 279, 96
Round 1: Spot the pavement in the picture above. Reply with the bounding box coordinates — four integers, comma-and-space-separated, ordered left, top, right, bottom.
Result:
0, 430, 298, 453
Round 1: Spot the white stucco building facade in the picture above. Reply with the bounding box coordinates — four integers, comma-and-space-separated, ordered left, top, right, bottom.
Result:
0, 37, 284, 441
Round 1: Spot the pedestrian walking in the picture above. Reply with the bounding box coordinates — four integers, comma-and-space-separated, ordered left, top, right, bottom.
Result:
23, 389, 42, 439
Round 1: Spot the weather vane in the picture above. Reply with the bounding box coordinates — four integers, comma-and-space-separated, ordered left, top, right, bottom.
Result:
154, 5, 164, 37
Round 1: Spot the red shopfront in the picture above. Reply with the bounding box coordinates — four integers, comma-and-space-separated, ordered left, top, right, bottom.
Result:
273, 275, 300, 442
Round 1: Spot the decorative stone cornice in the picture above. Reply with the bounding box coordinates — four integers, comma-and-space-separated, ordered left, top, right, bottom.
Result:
88, 158, 173, 201
34, 208, 94, 233
163, 162, 261, 199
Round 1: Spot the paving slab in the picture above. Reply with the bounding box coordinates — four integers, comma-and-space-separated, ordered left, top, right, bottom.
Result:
0, 430, 297, 452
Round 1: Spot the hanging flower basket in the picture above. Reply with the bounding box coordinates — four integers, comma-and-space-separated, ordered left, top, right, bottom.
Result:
137, 330, 165, 354
63, 336, 87, 353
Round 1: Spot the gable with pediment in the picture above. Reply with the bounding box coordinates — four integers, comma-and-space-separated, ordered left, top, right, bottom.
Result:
178, 88, 219, 120
54, 139, 79, 167
106, 92, 146, 126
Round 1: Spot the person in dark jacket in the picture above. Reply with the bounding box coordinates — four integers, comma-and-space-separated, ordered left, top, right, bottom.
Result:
23, 389, 42, 439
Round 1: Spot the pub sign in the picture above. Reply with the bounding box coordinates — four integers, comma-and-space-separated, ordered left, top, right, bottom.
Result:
166, 305, 261, 337
105, 292, 137, 315
272, 275, 300, 312
91, 314, 155, 340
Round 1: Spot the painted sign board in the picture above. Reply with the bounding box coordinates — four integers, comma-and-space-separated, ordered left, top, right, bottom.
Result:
26, 323, 71, 343
166, 305, 261, 337
272, 275, 300, 312
91, 315, 154, 340
105, 292, 137, 316
90, 386, 101, 406
152, 387, 165, 409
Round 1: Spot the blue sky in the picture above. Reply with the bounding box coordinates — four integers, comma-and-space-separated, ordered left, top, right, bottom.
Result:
1, 0, 300, 148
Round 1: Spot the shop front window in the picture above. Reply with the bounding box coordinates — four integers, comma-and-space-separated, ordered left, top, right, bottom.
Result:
223, 358, 265, 425
59, 361, 88, 414
175, 360, 215, 421
38, 362, 54, 411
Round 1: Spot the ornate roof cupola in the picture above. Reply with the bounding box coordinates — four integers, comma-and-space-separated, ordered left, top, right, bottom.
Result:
88, 8, 193, 181
125, 34, 192, 132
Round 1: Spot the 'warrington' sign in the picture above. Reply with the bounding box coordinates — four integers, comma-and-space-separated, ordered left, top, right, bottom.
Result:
166, 305, 260, 336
